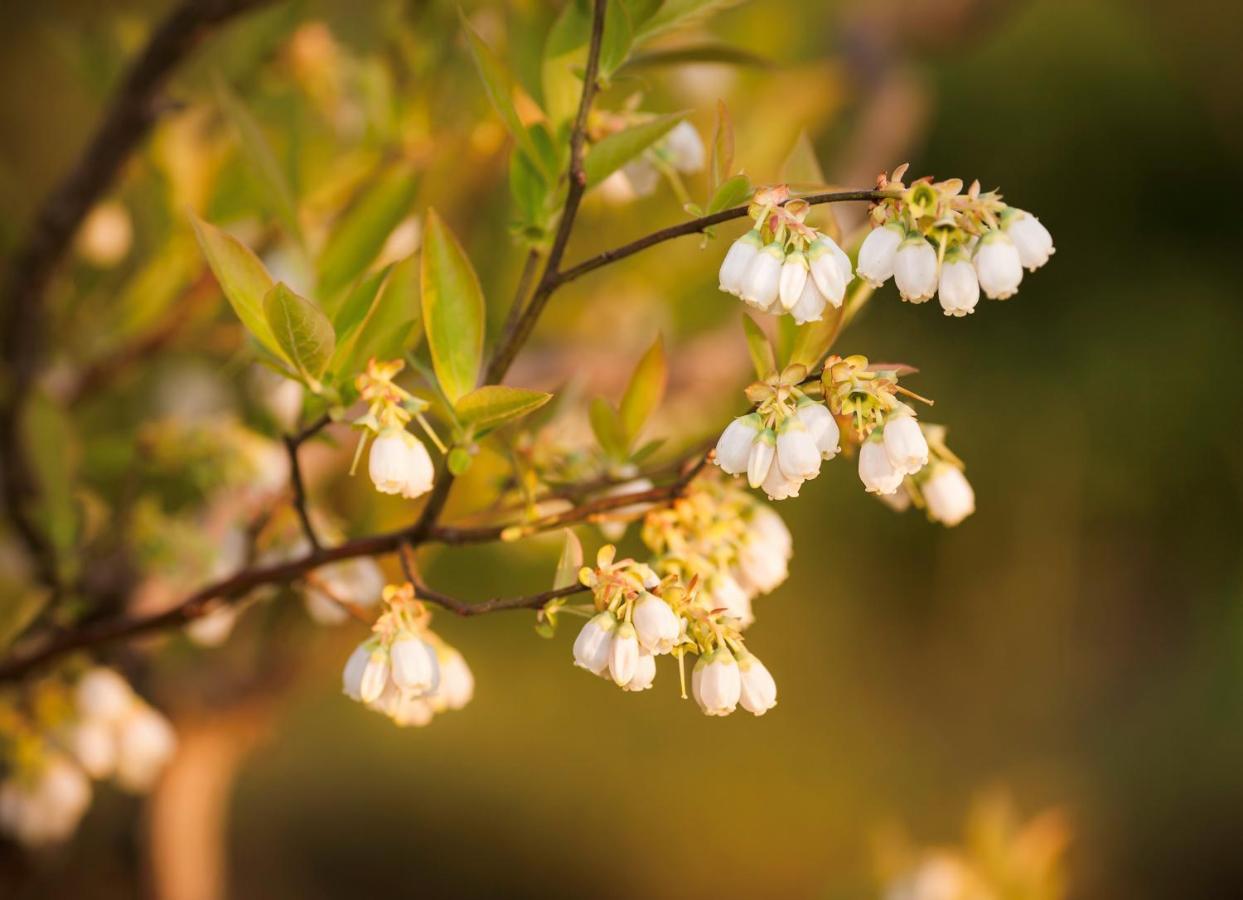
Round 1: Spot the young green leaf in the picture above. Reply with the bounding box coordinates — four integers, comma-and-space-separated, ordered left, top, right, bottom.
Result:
710, 99, 734, 190
599, 0, 636, 78
741, 313, 777, 379
455, 385, 552, 431
317, 165, 420, 305
462, 15, 549, 177
583, 112, 687, 188
420, 209, 485, 404
191, 216, 283, 360
589, 397, 628, 459
553, 529, 584, 590
619, 336, 667, 447
216, 80, 303, 247
263, 282, 335, 388
541, 0, 592, 127
706, 173, 753, 214
633, 0, 744, 43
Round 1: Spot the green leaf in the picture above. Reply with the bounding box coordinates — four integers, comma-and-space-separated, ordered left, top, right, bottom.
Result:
633, 0, 744, 43
553, 529, 584, 590
709, 99, 734, 191
589, 397, 627, 459
191, 216, 283, 359
420, 209, 485, 404
706, 173, 753, 214
583, 112, 687, 188
541, 0, 592, 127
263, 282, 335, 387
455, 385, 552, 430
317, 165, 420, 304
216, 79, 303, 247
447, 447, 474, 475
599, 0, 636, 78
462, 15, 549, 177
619, 336, 666, 447
333, 256, 423, 382
622, 42, 772, 72
741, 313, 777, 379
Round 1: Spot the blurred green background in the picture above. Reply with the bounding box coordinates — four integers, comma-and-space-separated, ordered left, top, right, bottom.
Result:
3, 0, 1243, 897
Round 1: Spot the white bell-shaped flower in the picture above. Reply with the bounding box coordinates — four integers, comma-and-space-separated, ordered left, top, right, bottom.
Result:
938, 255, 980, 317
893, 236, 939, 303
0, 755, 92, 846
709, 573, 754, 627
974, 230, 1024, 299
737, 538, 789, 596
922, 464, 976, 526
1004, 210, 1054, 270
623, 651, 657, 692
856, 222, 905, 287
632, 593, 680, 654
739, 242, 785, 310
390, 694, 436, 728
738, 651, 778, 716
776, 417, 822, 481
746, 428, 776, 489
115, 707, 177, 793
796, 400, 840, 459
75, 667, 133, 724
718, 229, 763, 296
807, 236, 852, 308
368, 427, 434, 499
882, 415, 929, 476
692, 647, 742, 717
432, 647, 475, 711
778, 249, 809, 311
608, 622, 641, 686
714, 412, 761, 475
859, 440, 905, 495
751, 505, 793, 558
342, 643, 371, 700
65, 720, 117, 780
789, 277, 827, 324
664, 121, 705, 172
761, 458, 803, 501
390, 636, 440, 695
359, 648, 390, 704
572, 612, 617, 676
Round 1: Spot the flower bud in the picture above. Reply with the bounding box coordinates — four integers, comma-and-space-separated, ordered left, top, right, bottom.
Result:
789, 277, 827, 324
937, 255, 980, 317
433, 647, 475, 711
776, 417, 822, 480
859, 440, 905, 495
778, 249, 809, 311
608, 622, 641, 686
368, 427, 434, 499
75, 667, 134, 724
738, 651, 778, 716
1004, 210, 1054, 270
692, 647, 742, 716
856, 222, 904, 287
572, 612, 617, 676
747, 428, 776, 489
796, 400, 840, 459
115, 707, 177, 793
715, 413, 762, 475
807, 236, 852, 308
740, 242, 784, 310
893, 236, 938, 303
623, 651, 657, 692
718, 229, 762, 295
974, 230, 1024, 299
922, 464, 976, 526
342, 643, 371, 700
882, 415, 929, 476
390, 636, 440, 695
632, 594, 680, 654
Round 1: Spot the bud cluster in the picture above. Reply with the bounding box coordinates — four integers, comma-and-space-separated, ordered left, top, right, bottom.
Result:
858, 165, 1054, 315
0, 668, 176, 847
342, 584, 474, 727
718, 185, 854, 324
352, 359, 440, 500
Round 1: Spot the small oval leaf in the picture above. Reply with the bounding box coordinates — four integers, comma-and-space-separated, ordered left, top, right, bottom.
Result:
420, 209, 485, 404
263, 282, 336, 386
456, 385, 552, 430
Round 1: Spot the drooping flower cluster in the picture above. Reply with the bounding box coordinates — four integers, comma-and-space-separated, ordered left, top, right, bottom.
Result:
568, 483, 790, 718
342, 584, 474, 727
0, 668, 176, 847
857, 165, 1054, 316
352, 359, 440, 499
718, 185, 854, 324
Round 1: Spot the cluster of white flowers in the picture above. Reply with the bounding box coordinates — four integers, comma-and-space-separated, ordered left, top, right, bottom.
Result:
353, 359, 439, 500
568, 483, 790, 717
715, 354, 977, 527
0, 667, 176, 847
857, 167, 1054, 316
341, 583, 474, 727
718, 185, 854, 324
